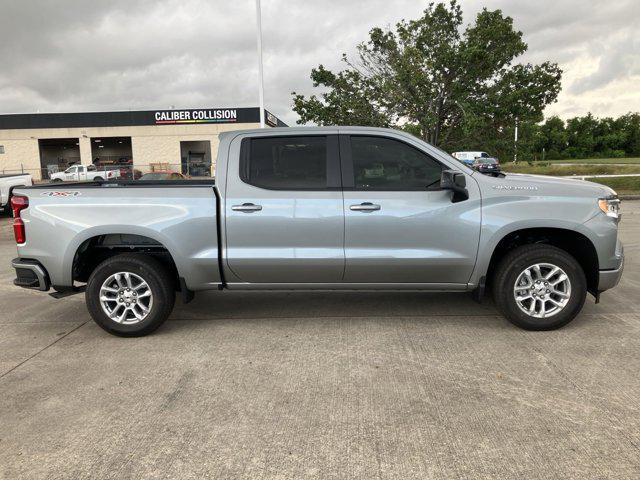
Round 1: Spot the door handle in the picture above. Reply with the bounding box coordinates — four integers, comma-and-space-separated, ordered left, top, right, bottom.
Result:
350, 202, 381, 212
232, 203, 263, 213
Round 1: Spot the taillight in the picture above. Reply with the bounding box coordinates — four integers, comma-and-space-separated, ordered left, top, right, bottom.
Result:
11, 195, 28, 244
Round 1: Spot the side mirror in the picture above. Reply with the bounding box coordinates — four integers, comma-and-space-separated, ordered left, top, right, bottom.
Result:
440, 170, 469, 202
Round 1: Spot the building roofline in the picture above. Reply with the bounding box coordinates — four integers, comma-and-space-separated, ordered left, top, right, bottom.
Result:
0, 107, 287, 130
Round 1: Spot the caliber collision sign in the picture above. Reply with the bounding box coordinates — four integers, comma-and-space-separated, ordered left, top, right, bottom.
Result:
154, 109, 238, 125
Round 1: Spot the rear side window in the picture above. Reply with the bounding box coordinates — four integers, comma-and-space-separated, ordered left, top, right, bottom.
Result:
0, 145, 4, 154
241, 136, 329, 189
349, 136, 443, 190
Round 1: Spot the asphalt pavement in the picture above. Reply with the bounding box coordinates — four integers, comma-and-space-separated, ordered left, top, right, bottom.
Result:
0, 203, 639, 479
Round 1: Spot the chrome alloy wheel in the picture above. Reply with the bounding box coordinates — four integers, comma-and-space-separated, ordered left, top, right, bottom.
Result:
99, 272, 153, 324
513, 263, 571, 319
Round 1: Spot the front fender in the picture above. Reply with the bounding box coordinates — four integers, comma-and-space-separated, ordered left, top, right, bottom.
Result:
469, 195, 601, 286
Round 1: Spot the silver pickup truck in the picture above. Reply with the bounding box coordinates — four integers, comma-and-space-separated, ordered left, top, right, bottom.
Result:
10, 127, 624, 336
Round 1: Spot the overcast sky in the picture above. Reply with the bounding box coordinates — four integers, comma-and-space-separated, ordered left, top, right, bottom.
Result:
0, 0, 638, 125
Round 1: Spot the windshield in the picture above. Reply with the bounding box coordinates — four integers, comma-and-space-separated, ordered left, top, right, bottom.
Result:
476, 158, 497, 164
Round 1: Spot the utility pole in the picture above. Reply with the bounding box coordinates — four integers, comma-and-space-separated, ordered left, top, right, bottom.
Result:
255, 0, 265, 128
514, 117, 519, 163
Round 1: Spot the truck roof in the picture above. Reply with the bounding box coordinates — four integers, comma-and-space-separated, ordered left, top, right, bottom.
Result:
218, 125, 409, 138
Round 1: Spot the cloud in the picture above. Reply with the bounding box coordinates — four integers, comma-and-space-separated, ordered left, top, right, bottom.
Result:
0, 0, 638, 125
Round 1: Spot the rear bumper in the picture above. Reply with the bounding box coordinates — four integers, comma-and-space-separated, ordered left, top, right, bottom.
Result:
12, 258, 50, 291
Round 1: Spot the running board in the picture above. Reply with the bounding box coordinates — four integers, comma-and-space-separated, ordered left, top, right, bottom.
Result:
49, 286, 86, 299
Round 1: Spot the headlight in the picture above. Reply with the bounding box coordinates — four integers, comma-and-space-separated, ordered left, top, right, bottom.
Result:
598, 196, 621, 219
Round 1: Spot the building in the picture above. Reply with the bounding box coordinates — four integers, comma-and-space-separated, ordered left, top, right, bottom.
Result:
0, 107, 287, 180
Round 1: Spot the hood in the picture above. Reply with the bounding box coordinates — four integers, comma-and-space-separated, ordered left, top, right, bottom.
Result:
479, 172, 616, 198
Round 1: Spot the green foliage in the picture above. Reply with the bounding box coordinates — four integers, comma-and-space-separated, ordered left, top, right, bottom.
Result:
532, 113, 640, 159
292, 0, 562, 151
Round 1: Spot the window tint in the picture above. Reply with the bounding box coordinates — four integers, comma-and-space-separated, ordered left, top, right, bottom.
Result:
243, 136, 327, 189
350, 136, 443, 190
480, 152, 489, 158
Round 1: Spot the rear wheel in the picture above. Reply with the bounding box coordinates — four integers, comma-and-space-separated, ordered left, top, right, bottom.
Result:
492, 244, 587, 330
86, 254, 175, 337
94, 176, 104, 181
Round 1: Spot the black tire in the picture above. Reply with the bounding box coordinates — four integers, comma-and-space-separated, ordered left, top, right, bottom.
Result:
492, 244, 587, 331
52, 178, 63, 183
86, 254, 175, 337
94, 176, 104, 182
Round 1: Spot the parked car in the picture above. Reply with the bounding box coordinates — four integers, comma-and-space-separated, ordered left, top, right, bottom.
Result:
1, 173, 32, 215
139, 171, 186, 181
11, 127, 623, 337
452, 151, 493, 166
49, 164, 120, 182
472, 157, 501, 175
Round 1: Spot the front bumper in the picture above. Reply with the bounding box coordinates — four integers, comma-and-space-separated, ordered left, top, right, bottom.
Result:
12, 258, 50, 291
598, 245, 624, 292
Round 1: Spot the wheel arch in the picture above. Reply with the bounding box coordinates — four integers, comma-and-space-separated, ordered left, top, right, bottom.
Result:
69, 230, 181, 287
483, 227, 599, 295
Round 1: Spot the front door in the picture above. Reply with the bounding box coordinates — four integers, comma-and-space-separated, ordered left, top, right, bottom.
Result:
65, 166, 78, 181
340, 134, 481, 285
224, 133, 344, 284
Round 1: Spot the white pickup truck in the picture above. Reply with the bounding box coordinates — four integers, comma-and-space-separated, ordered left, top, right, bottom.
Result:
1, 173, 32, 214
49, 164, 120, 182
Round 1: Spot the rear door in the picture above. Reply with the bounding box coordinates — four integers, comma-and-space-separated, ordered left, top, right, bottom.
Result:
340, 133, 481, 285
224, 133, 344, 284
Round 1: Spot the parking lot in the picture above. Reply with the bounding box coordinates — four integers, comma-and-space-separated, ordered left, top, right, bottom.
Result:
0, 203, 638, 479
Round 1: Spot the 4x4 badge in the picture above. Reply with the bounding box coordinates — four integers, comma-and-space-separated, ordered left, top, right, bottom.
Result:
41, 191, 81, 197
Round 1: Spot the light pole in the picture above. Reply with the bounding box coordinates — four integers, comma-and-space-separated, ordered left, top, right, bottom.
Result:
255, 0, 265, 128
514, 117, 519, 163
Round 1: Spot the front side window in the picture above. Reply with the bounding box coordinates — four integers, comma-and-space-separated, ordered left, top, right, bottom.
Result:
350, 136, 443, 190
65, 166, 76, 173
242, 136, 328, 189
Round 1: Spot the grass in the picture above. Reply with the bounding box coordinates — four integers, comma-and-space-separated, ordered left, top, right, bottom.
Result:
501, 163, 640, 176
499, 161, 640, 195
546, 157, 640, 165
589, 176, 640, 195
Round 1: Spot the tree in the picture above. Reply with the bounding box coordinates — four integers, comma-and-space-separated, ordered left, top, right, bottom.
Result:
292, 1, 562, 150
535, 116, 567, 159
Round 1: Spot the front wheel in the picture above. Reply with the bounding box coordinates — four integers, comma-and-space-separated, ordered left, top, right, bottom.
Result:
86, 254, 175, 337
492, 244, 587, 330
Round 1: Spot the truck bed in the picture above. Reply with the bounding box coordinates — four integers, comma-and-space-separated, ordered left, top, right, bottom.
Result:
0, 173, 31, 178
22, 178, 216, 188
13, 180, 222, 291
